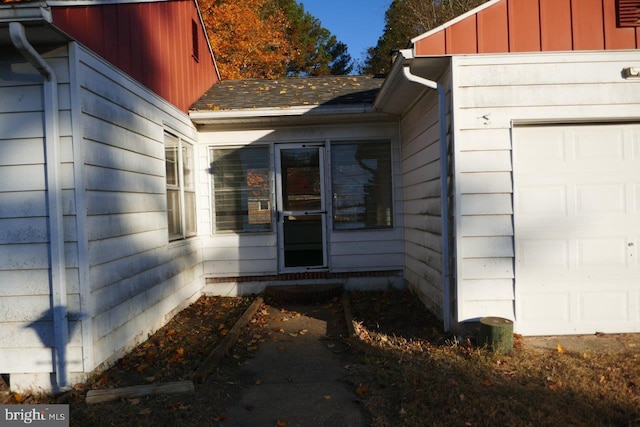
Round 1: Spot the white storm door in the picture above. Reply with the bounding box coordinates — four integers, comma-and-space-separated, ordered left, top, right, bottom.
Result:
514, 123, 640, 335
275, 144, 328, 272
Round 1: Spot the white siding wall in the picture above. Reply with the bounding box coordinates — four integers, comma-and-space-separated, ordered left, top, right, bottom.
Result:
74, 45, 203, 372
197, 123, 403, 281
452, 50, 640, 324
399, 71, 452, 317
0, 46, 84, 375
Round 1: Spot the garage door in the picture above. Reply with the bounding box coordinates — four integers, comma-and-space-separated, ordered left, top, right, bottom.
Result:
513, 123, 640, 335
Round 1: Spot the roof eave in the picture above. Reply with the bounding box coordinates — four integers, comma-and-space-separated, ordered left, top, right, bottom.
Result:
0, 2, 52, 23
189, 103, 394, 126
374, 49, 450, 115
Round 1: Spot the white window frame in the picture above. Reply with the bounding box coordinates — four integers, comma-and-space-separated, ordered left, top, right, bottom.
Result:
165, 132, 197, 241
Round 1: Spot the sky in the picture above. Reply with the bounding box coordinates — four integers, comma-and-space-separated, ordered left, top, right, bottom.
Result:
299, 0, 392, 68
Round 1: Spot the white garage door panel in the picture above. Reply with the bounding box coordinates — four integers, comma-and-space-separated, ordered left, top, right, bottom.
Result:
514, 123, 640, 335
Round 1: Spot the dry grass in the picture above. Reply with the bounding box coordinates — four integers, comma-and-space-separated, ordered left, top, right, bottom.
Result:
346, 289, 640, 427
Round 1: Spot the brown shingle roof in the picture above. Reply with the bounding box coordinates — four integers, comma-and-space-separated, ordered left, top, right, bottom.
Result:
190, 75, 384, 111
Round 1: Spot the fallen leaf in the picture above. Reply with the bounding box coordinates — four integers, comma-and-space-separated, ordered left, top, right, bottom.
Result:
289, 332, 298, 337
481, 380, 494, 386
139, 408, 152, 415
12, 393, 24, 403
356, 385, 368, 396
299, 329, 308, 335
129, 398, 141, 405
548, 380, 563, 391
277, 346, 286, 351
276, 420, 289, 427
214, 413, 228, 421
254, 379, 262, 385
166, 328, 176, 336
324, 395, 332, 400
557, 344, 566, 354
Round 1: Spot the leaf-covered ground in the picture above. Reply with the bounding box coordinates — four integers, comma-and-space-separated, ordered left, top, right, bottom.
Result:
346, 289, 640, 427
4, 290, 640, 426
2, 295, 256, 426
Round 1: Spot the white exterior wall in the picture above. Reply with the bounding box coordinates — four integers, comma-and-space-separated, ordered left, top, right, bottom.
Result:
451, 50, 640, 325
0, 46, 84, 381
399, 70, 453, 318
73, 44, 204, 373
197, 122, 403, 286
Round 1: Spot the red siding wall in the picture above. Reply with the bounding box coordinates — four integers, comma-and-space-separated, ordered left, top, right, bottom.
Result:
415, 0, 640, 56
52, 0, 218, 112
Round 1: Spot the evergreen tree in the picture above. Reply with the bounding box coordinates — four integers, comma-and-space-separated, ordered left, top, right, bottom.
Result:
362, 0, 489, 75
273, 0, 353, 76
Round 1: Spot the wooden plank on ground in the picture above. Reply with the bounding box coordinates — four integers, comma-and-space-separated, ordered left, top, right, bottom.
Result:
342, 292, 356, 338
85, 380, 194, 404
192, 296, 264, 384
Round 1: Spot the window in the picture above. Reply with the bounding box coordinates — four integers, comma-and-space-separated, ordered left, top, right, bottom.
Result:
331, 141, 393, 230
165, 133, 196, 241
191, 19, 199, 61
211, 146, 272, 233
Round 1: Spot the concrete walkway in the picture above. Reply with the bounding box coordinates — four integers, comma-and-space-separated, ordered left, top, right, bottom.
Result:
523, 332, 640, 353
217, 300, 368, 427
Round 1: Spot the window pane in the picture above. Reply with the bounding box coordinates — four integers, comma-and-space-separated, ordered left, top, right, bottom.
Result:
165, 137, 179, 187
182, 143, 194, 189
184, 191, 197, 236
212, 146, 271, 233
280, 148, 321, 211
167, 189, 182, 240
331, 142, 393, 230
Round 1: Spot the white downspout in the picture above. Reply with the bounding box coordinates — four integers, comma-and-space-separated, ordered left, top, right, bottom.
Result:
10, 22, 69, 387
401, 58, 452, 332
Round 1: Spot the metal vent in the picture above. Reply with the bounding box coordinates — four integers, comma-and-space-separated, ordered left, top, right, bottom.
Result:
618, 0, 640, 27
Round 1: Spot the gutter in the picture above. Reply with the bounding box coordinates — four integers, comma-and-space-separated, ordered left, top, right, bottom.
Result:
9, 21, 69, 387
398, 50, 453, 332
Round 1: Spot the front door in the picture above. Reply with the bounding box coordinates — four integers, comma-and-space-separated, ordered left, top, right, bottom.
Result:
275, 144, 327, 271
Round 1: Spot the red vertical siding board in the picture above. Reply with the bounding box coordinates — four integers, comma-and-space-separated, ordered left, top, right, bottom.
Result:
135, 3, 147, 84
446, 15, 479, 54
101, 5, 117, 66
571, 0, 605, 50
507, 0, 541, 52
603, 0, 637, 49
415, 30, 447, 56
176, 2, 187, 111
116, 4, 133, 77
51, 1, 217, 112
477, 0, 509, 53
85, 6, 106, 59
539, 0, 573, 50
